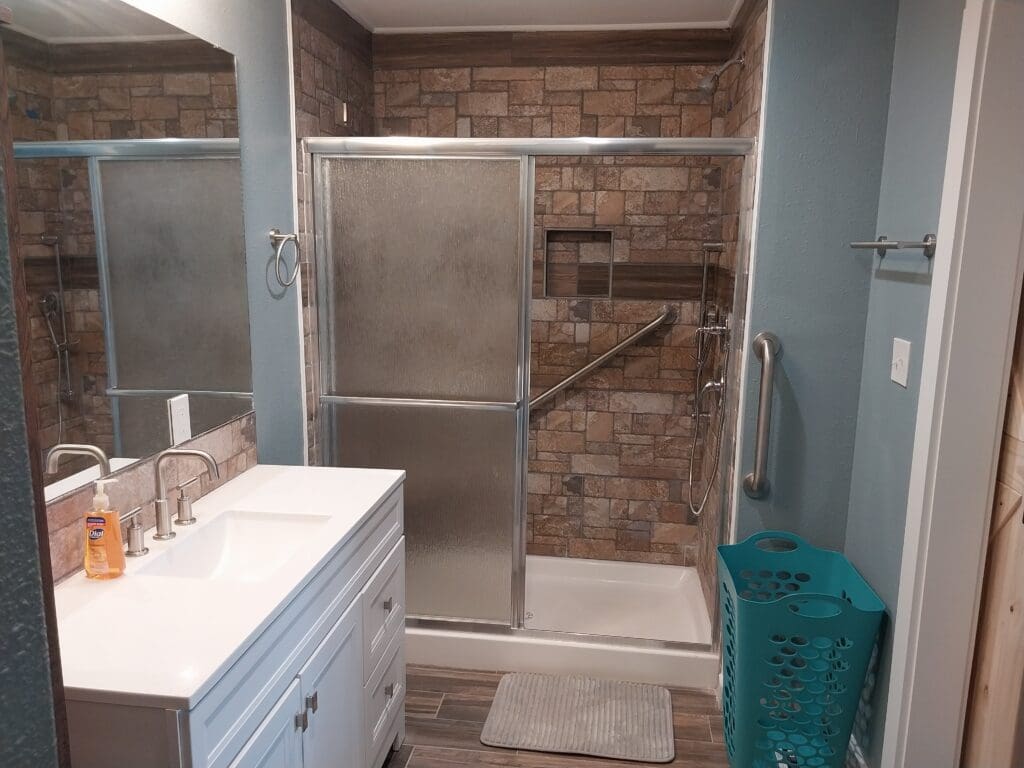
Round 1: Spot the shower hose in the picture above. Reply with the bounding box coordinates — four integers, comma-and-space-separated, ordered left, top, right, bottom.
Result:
687, 333, 729, 517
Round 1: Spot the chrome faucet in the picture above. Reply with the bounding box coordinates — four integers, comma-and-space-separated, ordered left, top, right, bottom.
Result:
152, 449, 220, 540
45, 443, 111, 476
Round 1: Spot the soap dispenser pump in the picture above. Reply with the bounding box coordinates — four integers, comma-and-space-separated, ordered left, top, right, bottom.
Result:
84, 478, 126, 579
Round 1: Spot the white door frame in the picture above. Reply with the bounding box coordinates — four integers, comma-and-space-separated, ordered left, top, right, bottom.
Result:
883, 0, 1024, 765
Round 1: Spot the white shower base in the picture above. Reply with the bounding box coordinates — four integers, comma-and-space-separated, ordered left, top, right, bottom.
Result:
524, 555, 712, 643
406, 555, 719, 689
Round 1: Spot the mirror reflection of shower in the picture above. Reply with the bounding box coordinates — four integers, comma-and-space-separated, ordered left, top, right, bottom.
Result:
688, 241, 730, 516
38, 234, 76, 443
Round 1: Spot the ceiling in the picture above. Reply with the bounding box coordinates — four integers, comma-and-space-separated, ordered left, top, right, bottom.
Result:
335, 0, 746, 34
4, 0, 190, 44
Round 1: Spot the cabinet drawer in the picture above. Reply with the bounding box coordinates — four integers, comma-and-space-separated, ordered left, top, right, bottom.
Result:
361, 537, 405, 683
364, 631, 405, 768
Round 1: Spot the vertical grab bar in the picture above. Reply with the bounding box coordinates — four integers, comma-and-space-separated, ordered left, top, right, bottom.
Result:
743, 331, 782, 499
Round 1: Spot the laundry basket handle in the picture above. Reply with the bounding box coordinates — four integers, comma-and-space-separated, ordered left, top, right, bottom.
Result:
780, 593, 853, 619
745, 530, 806, 553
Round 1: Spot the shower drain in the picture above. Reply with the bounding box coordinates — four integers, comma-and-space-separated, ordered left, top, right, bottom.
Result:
525, 611, 534, 620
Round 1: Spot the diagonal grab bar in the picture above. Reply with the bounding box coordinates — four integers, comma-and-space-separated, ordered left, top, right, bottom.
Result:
529, 305, 676, 411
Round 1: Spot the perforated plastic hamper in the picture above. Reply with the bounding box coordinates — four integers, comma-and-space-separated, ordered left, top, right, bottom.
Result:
717, 531, 884, 768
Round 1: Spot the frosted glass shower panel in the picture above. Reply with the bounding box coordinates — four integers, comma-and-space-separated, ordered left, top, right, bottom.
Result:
318, 156, 523, 402
330, 402, 517, 623
97, 157, 251, 393
315, 154, 526, 624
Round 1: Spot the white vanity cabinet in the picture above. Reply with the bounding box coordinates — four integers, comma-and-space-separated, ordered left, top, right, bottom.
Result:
64, 471, 406, 768
295, 598, 364, 768
227, 680, 304, 768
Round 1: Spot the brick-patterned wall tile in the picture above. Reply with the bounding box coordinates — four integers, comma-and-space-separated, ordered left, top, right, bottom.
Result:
375, 63, 718, 139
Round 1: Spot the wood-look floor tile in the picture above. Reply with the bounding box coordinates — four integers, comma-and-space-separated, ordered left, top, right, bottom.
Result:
406, 690, 445, 717
406, 715, 505, 753
435, 693, 496, 723
667, 688, 720, 716
408, 665, 503, 697
671, 712, 713, 742
400, 666, 726, 768
403, 739, 727, 768
708, 715, 725, 744
669, 738, 729, 767
383, 744, 414, 768
405, 746, 521, 766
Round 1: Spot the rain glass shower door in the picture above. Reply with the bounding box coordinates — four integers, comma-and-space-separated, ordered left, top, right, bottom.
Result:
315, 155, 528, 625
94, 155, 251, 456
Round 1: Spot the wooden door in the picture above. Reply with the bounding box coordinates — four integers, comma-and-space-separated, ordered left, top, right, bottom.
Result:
963, 300, 1024, 766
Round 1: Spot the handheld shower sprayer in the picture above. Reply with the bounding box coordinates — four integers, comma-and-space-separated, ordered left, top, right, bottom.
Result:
38, 234, 76, 443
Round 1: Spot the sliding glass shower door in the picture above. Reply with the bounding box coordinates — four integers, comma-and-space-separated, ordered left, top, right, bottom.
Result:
94, 156, 251, 456
315, 156, 528, 625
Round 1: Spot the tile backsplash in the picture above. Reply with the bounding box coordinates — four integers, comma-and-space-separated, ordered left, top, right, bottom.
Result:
45, 411, 257, 582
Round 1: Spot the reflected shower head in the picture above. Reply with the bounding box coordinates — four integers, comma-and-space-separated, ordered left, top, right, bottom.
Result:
698, 55, 746, 94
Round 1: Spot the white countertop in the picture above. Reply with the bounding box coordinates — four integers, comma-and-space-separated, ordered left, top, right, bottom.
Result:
54, 464, 404, 710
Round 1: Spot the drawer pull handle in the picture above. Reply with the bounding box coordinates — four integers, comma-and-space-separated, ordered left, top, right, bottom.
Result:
295, 711, 309, 732
306, 691, 318, 714
384, 683, 395, 699
383, 597, 393, 612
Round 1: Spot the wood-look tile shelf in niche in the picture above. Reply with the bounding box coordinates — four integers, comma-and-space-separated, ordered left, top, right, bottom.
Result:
544, 228, 613, 298
543, 227, 713, 301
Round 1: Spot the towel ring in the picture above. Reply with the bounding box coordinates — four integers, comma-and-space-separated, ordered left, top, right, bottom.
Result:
269, 229, 300, 287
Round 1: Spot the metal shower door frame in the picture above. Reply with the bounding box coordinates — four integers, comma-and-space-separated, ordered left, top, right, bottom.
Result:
311, 148, 533, 628
306, 136, 755, 647
12, 139, 253, 454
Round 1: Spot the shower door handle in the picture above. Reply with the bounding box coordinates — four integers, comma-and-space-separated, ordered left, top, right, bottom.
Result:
743, 331, 782, 499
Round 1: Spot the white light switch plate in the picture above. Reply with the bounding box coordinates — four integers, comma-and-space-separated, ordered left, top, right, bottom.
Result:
167, 394, 192, 445
891, 338, 911, 387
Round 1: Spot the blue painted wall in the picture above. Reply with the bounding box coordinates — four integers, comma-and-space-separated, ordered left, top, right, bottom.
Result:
736, 0, 899, 548
844, 0, 964, 762
846, 0, 964, 632
0, 136, 60, 765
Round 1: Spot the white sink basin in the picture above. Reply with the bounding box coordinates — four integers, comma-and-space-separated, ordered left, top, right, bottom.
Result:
138, 509, 330, 583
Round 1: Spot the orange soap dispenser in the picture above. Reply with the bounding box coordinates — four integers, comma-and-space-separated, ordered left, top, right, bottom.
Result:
84, 478, 126, 579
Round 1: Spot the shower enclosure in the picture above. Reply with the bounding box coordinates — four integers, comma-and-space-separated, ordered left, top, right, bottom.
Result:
310, 137, 755, 686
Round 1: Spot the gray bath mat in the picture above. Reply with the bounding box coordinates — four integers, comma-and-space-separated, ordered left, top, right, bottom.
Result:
480, 672, 675, 763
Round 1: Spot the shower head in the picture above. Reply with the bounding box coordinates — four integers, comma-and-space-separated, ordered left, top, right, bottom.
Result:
698, 55, 746, 94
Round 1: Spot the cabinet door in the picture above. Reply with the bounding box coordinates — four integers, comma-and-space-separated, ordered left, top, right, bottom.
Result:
299, 598, 365, 768
228, 679, 303, 768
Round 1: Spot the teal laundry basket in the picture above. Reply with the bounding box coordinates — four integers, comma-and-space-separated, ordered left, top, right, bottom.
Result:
717, 531, 884, 768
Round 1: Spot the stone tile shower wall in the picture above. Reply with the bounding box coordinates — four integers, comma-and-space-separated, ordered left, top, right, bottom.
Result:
374, 64, 719, 139
528, 155, 730, 565
17, 157, 110, 472
7, 63, 237, 143
6, 51, 238, 477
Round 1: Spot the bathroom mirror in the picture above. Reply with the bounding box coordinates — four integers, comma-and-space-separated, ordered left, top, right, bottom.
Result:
3, 0, 252, 501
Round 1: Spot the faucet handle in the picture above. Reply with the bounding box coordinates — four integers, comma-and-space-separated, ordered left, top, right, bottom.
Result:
175, 477, 201, 526
122, 507, 149, 557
